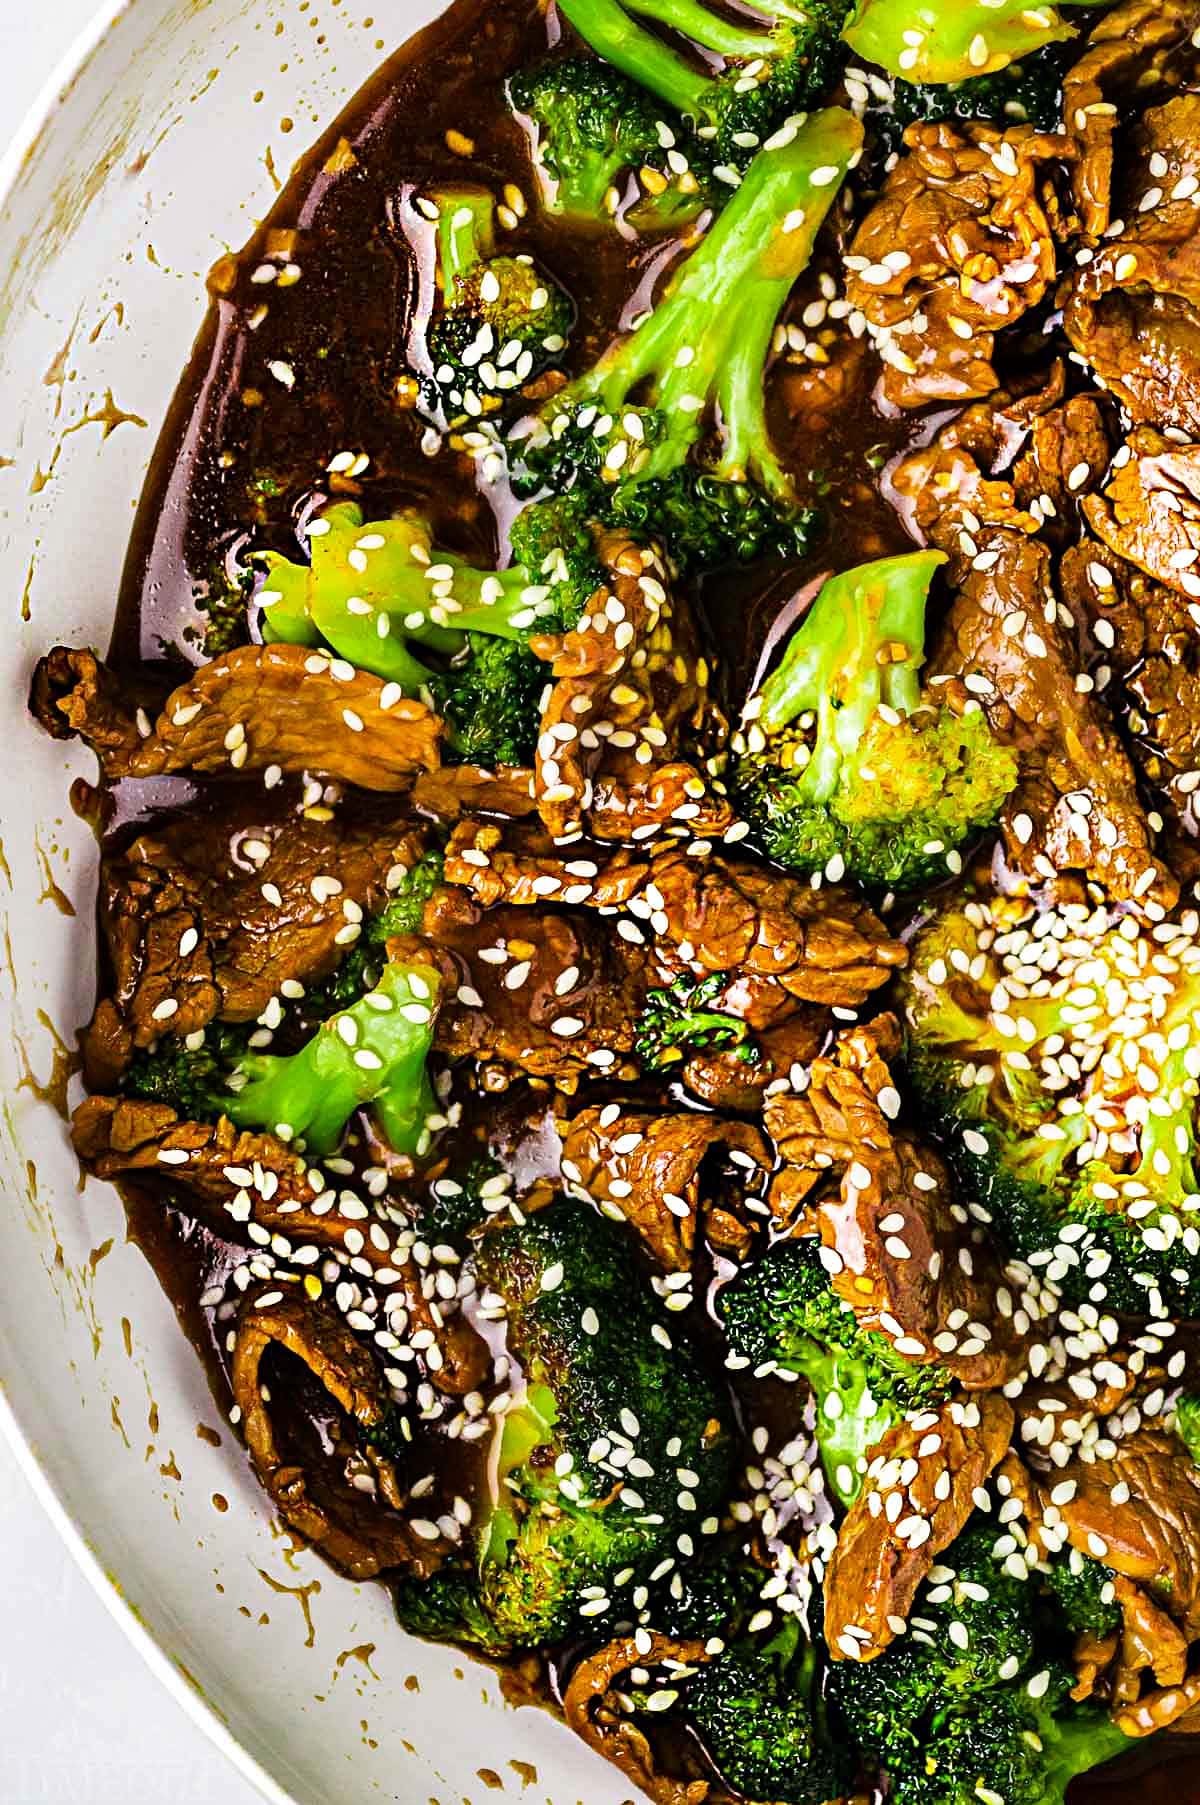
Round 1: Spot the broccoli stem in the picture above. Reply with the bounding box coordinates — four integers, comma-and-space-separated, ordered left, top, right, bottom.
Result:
557, 0, 711, 115
756, 550, 946, 797
573, 107, 861, 497
620, 0, 779, 60
225, 960, 441, 1157
841, 0, 1080, 84
259, 502, 560, 693
1041, 1706, 1136, 1798
435, 187, 496, 290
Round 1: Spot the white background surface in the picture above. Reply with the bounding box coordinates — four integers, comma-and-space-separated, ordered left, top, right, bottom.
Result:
0, 6, 264, 1798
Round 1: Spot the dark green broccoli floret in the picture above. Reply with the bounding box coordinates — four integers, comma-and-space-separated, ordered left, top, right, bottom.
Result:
832, 1515, 1037, 1764
1044, 1550, 1120, 1642
513, 109, 861, 571
634, 972, 758, 1072
606, 468, 818, 576
290, 850, 446, 1024
257, 494, 604, 765
417, 1150, 507, 1243
224, 959, 441, 1159
123, 1022, 252, 1118
557, 0, 852, 167
889, 1671, 1134, 1805
422, 185, 573, 423
732, 551, 1018, 889
686, 1617, 851, 1804
394, 1198, 734, 1652
509, 56, 713, 228
719, 1235, 950, 1505
832, 1516, 1137, 1803
427, 634, 548, 768
841, 0, 1083, 85
1176, 1393, 1200, 1466
903, 894, 1200, 1316
889, 39, 1073, 131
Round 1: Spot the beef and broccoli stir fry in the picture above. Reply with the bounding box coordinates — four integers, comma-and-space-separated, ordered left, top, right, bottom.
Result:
30, 0, 1200, 1796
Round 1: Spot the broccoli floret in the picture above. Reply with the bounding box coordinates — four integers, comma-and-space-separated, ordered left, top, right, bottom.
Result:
903, 894, 1200, 1316
557, 0, 852, 168
890, 1673, 1134, 1805
509, 56, 713, 229
223, 959, 441, 1159
686, 1617, 851, 1805
257, 495, 604, 763
421, 185, 573, 424
394, 1198, 734, 1652
889, 38, 1073, 130
1044, 1550, 1120, 1642
634, 972, 758, 1072
289, 850, 446, 1025
832, 1517, 1137, 1803
122, 1022, 252, 1118
832, 1515, 1038, 1763
1176, 1393, 1200, 1466
841, 0, 1081, 85
513, 109, 861, 570
605, 468, 818, 575
719, 1235, 950, 1505
732, 552, 1018, 888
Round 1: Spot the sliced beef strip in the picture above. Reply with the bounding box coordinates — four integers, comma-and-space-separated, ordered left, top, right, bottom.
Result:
1047, 1430, 1200, 1640
90, 803, 426, 1075
563, 1636, 712, 1805
410, 763, 538, 822
443, 827, 905, 1018
560, 1108, 771, 1271
824, 1393, 1015, 1662
232, 1289, 445, 1581
1083, 427, 1200, 598
1061, 0, 1200, 240
844, 119, 1069, 410
765, 1018, 1030, 1391
527, 532, 731, 844
71, 1095, 488, 1395
1032, 1428, 1200, 1733
644, 848, 906, 1020
385, 886, 651, 1090
31, 642, 442, 790
894, 406, 1176, 906
679, 1010, 827, 1113
1064, 93, 1200, 435
1060, 538, 1200, 845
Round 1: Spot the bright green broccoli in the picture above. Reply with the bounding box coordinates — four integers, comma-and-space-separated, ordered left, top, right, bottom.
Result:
394, 1199, 734, 1652
634, 972, 758, 1072
508, 56, 713, 228
296, 849, 447, 1020
512, 108, 860, 572
841, 0, 1087, 85
257, 494, 604, 765
719, 1234, 950, 1505
556, 0, 851, 167
831, 1517, 1137, 1804
422, 185, 572, 423
1176, 1393, 1200, 1466
223, 959, 441, 1159
732, 551, 1018, 888
685, 1617, 851, 1805
903, 893, 1200, 1316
